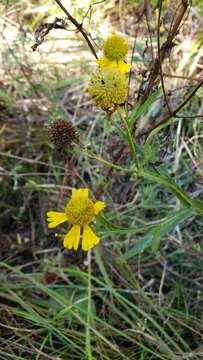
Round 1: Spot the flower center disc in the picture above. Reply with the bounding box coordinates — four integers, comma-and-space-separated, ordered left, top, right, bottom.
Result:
65, 197, 95, 226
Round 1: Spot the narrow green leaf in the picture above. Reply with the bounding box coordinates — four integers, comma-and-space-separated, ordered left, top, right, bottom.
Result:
139, 169, 193, 207
129, 89, 161, 128
140, 142, 156, 166
151, 227, 161, 253
123, 207, 194, 259
123, 233, 154, 259
191, 199, 203, 216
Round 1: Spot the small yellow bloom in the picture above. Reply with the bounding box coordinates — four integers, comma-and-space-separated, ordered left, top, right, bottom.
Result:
46, 188, 105, 251
88, 68, 128, 110
103, 33, 128, 61
97, 56, 131, 73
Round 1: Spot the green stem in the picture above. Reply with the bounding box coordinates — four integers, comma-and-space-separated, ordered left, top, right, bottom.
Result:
86, 250, 92, 360
117, 107, 139, 166
85, 149, 134, 172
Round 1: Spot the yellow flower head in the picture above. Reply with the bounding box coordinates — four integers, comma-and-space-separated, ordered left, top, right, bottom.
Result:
46, 188, 105, 251
88, 68, 128, 110
103, 33, 128, 61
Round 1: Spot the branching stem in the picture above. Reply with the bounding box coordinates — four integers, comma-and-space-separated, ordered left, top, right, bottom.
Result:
143, 80, 203, 137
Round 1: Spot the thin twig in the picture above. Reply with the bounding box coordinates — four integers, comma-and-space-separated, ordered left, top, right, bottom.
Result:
127, 27, 139, 105
54, 0, 98, 59
144, 0, 154, 61
81, 0, 106, 25
140, 79, 203, 137
138, 0, 189, 106
158, 258, 167, 306
157, 0, 172, 114
175, 114, 203, 118
163, 73, 203, 82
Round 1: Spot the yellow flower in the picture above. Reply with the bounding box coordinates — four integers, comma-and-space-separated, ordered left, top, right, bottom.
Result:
97, 56, 131, 73
88, 68, 128, 110
103, 33, 128, 61
46, 188, 105, 251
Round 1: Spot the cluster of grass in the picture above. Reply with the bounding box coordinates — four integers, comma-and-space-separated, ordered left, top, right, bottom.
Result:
0, 1, 203, 359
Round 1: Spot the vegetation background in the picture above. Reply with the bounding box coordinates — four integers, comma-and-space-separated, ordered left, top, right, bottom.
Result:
0, 0, 203, 359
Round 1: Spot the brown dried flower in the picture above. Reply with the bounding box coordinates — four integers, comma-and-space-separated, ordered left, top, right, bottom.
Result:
48, 119, 79, 149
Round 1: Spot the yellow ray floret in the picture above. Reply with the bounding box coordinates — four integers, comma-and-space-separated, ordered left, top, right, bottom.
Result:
97, 57, 131, 73
72, 188, 88, 198
82, 225, 100, 251
46, 188, 106, 251
94, 201, 106, 215
63, 225, 80, 250
47, 212, 67, 228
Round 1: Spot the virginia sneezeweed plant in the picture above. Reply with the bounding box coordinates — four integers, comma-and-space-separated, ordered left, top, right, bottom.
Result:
46, 22, 203, 254
42, 1, 203, 358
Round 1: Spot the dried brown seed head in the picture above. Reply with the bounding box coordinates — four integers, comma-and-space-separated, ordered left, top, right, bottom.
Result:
48, 119, 79, 149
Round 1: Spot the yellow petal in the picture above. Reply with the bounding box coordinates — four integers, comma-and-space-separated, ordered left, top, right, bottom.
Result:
80, 188, 89, 198
82, 225, 100, 251
97, 57, 118, 69
97, 56, 112, 68
97, 57, 130, 73
46, 212, 67, 228
47, 211, 66, 218
63, 225, 81, 250
117, 60, 131, 73
71, 188, 78, 198
94, 201, 106, 215
71, 188, 89, 199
